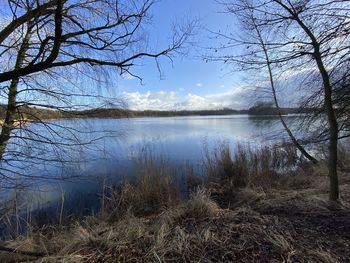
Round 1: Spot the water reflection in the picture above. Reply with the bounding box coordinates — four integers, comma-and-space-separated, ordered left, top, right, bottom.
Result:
1, 115, 299, 211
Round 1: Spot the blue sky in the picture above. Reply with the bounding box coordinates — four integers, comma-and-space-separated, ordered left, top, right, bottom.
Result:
0, 0, 251, 111
113, 0, 251, 111
0, 0, 313, 111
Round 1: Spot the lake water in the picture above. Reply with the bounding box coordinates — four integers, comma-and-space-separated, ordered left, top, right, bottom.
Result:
0, 115, 302, 219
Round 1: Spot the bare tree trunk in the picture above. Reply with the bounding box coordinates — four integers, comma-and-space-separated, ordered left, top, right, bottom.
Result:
314, 51, 339, 201
0, 22, 33, 160
273, 0, 340, 201
268, 60, 318, 164
251, 16, 318, 164
296, 30, 339, 201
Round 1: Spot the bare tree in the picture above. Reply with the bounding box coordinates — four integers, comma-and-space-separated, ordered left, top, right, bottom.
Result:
246, 2, 317, 164
0, 20, 34, 161
211, 0, 350, 201
0, 0, 194, 185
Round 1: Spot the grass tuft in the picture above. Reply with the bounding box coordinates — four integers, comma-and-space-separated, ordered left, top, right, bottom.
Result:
184, 188, 220, 218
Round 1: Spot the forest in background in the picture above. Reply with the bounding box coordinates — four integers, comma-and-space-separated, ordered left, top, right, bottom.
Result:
0, 104, 317, 120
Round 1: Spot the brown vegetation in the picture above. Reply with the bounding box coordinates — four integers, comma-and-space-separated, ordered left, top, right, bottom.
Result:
1, 144, 350, 262
204, 143, 300, 190
102, 154, 178, 220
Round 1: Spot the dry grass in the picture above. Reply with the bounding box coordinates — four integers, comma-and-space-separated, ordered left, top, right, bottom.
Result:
4, 188, 350, 262
204, 142, 301, 191
184, 188, 220, 218
102, 153, 178, 220
1, 142, 350, 262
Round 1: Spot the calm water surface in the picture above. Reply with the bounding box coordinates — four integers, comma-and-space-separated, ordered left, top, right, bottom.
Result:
2, 115, 299, 210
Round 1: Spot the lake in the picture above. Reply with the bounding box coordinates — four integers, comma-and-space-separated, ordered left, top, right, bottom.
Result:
0, 114, 303, 219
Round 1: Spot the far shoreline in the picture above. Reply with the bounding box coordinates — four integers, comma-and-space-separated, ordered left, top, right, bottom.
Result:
0, 105, 316, 124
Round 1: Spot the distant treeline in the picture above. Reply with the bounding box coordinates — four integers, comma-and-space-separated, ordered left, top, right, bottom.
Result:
70, 108, 248, 118
0, 105, 62, 120
0, 104, 317, 121
247, 102, 316, 116
0, 106, 246, 120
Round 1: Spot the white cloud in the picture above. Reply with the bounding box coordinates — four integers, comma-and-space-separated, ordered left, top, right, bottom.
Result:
122, 86, 251, 111
196, 83, 203, 87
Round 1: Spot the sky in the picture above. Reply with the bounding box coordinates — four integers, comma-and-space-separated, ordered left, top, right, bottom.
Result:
0, 0, 253, 111
0, 0, 327, 111
112, 0, 251, 111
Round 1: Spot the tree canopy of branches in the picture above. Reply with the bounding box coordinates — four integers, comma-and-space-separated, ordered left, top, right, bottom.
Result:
0, 0, 193, 186
211, 0, 350, 201
0, 0, 192, 81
